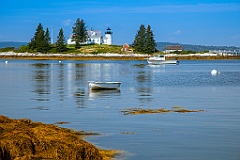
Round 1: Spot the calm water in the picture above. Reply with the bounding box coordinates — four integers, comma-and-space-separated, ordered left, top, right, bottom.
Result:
1, 59, 240, 160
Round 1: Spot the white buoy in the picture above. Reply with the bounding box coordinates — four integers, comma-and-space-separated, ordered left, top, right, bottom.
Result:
5, 61, 8, 64
211, 69, 217, 76
59, 61, 62, 63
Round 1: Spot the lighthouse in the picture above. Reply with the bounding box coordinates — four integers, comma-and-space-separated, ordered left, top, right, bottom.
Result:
105, 27, 113, 45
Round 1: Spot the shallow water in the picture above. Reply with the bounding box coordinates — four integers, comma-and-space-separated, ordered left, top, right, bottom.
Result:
0, 59, 240, 159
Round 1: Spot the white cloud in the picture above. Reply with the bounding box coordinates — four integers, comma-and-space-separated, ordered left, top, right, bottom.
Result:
31, 3, 240, 16
174, 30, 181, 35
137, 3, 240, 13
168, 30, 182, 36
62, 19, 72, 26
77, 3, 240, 14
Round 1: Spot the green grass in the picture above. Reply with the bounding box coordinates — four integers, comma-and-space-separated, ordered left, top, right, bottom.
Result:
13, 44, 131, 54
76, 44, 123, 54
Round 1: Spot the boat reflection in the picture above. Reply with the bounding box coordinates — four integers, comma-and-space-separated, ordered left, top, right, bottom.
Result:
147, 64, 166, 73
88, 89, 121, 99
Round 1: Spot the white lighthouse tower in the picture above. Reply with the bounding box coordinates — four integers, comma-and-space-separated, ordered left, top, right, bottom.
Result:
105, 27, 113, 45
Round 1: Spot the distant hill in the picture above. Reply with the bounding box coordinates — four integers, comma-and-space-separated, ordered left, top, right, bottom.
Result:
0, 42, 28, 49
156, 42, 240, 52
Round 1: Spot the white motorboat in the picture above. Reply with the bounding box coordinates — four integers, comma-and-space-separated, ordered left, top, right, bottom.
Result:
88, 81, 121, 90
147, 55, 179, 65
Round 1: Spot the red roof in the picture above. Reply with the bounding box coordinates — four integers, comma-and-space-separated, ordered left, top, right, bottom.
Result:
123, 43, 129, 48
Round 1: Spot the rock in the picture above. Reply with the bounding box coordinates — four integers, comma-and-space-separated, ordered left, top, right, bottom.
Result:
0, 115, 115, 160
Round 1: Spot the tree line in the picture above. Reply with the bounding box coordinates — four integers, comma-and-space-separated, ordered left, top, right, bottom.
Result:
27, 18, 156, 54
28, 18, 87, 53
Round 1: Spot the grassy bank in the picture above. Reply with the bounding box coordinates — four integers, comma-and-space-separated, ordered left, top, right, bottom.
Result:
0, 115, 119, 159
72, 44, 124, 54
1, 44, 130, 54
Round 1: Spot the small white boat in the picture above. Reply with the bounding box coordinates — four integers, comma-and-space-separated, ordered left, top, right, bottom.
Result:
147, 55, 179, 65
88, 81, 121, 90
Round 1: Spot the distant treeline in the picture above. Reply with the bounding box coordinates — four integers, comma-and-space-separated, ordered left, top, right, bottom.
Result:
156, 42, 240, 52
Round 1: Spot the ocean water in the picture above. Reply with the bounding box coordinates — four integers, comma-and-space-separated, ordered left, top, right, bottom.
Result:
0, 59, 240, 159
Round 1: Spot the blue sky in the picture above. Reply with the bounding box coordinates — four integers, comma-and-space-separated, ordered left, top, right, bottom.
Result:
0, 0, 240, 46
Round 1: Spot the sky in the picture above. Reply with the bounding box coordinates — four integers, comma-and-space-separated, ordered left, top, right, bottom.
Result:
0, 0, 240, 47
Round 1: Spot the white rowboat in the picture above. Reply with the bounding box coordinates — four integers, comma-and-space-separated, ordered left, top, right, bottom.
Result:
88, 81, 121, 90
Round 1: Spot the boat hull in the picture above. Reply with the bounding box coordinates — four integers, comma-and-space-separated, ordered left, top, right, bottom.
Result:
147, 55, 179, 65
147, 59, 179, 65
88, 81, 121, 90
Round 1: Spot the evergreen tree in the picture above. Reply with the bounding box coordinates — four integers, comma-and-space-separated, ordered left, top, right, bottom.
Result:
145, 25, 156, 54
72, 18, 87, 49
43, 28, 51, 53
133, 24, 146, 53
133, 24, 156, 54
29, 23, 44, 51
56, 28, 67, 52
28, 23, 51, 53
35, 24, 45, 53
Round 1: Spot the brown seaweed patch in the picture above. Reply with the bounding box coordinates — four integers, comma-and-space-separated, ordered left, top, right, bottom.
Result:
53, 121, 70, 125
31, 106, 49, 110
121, 131, 135, 134
0, 114, 118, 159
100, 150, 121, 160
121, 107, 204, 115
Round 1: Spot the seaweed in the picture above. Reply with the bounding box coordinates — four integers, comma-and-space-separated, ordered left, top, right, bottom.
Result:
0, 115, 118, 160
121, 106, 204, 115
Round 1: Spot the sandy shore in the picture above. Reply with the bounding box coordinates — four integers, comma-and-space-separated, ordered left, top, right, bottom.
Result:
0, 52, 239, 60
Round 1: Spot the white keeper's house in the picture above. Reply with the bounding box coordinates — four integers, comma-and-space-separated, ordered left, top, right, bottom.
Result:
67, 27, 113, 45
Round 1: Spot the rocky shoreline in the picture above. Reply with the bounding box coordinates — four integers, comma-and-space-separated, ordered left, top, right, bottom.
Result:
1, 52, 239, 60
0, 52, 148, 60
0, 115, 119, 159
